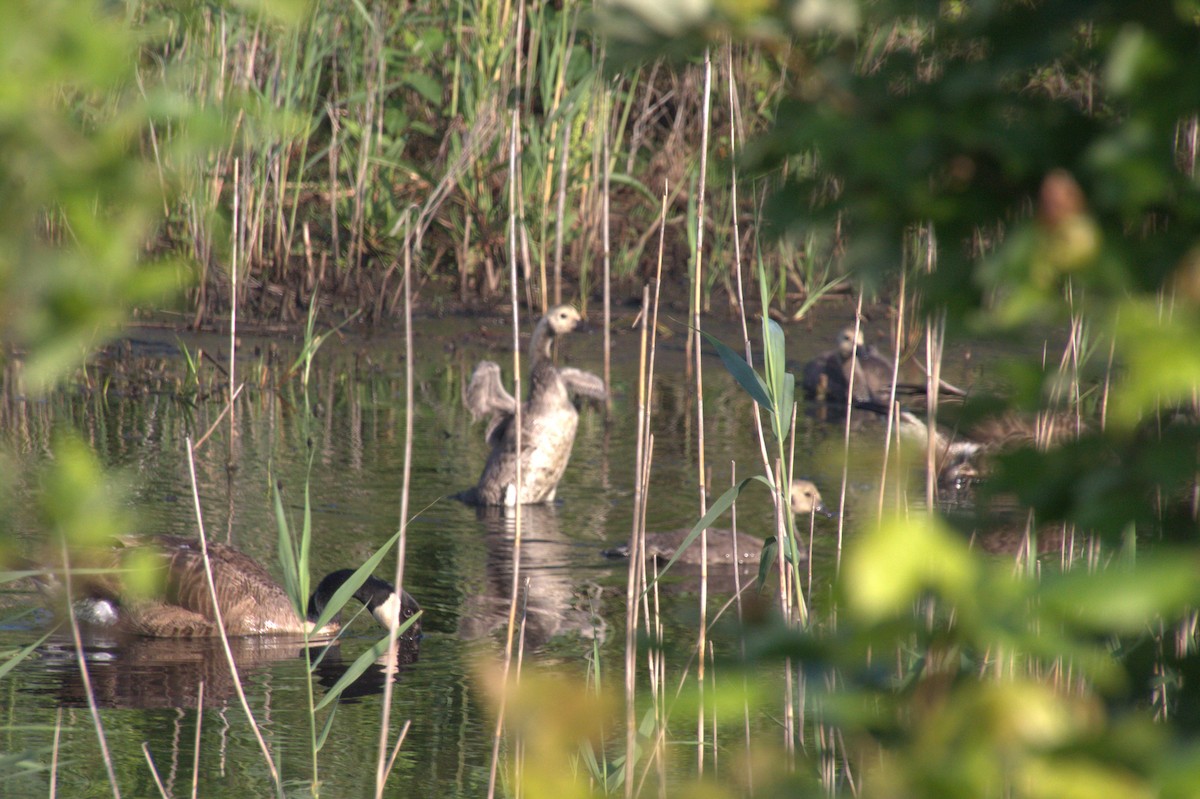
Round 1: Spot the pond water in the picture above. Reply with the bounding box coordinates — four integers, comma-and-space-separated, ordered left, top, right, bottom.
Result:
0, 301, 987, 797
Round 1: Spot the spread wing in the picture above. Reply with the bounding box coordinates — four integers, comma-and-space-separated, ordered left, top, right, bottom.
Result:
467, 361, 517, 446
559, 367, 606, 402
466, 361, 517, 420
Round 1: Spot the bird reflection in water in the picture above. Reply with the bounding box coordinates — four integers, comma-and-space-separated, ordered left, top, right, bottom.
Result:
33, 628, 419, 710
459, 503, 606, 648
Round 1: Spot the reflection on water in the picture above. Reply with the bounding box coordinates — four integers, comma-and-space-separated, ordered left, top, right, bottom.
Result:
0, 310, 986, 797
459, 504, 606, 647
31, 632, 417, 710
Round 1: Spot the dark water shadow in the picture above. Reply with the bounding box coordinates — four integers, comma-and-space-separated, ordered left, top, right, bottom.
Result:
29, 631, 419, 710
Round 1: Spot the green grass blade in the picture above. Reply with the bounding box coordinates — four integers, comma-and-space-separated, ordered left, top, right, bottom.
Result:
313, 612, 422, 712
315, 703, 339, 752
699, 328, 773, 410
310, 526, 404, 633
648, 476, 773, 586
272, 479, 302, 613
0, 629, 53, 681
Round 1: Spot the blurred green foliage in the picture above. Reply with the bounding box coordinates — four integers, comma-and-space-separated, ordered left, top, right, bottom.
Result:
0, 0, 226, 388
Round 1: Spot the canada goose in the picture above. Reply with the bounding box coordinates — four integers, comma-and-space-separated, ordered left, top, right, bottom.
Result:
462, 305, 607, 506
801, 326, 966, 407
46, 535, 420, 639
802, 326, 894, 405
899, 410, 1085, 488
604, 479, 834, 567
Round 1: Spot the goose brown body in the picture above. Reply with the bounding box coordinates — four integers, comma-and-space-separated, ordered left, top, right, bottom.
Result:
801, 326, 965, 407
464, 305, 606, 506
63, 535, 420, 639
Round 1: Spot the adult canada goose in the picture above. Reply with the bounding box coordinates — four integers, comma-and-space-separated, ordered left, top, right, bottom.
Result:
46, 535, 421, 639
462, 304, 607, 506
604, 479, 834, 566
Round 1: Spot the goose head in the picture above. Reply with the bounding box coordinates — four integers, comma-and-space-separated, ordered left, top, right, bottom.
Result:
836, 326, 865, 359
789, 478, 835, 518
531, 305, 585, 360
545, 305, 585, 336
307, 571, 421, 637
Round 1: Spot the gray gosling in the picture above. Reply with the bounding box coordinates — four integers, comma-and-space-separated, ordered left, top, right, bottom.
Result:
605, 479, 834, 566
463, 305, 606, 506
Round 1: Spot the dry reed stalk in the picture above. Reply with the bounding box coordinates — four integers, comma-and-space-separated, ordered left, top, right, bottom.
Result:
692, 47, 714, 776
626, 185, 669, 798
184, 437, 282, 794
383, 720, 413, 783
350, 11, 384, 281
551, 118, 571, 308
59, 541, 123, 799
924, 315, 946, 509
876, 271, 908, 519
374, 212, 416, 798
142, 743, 170, 799
602, 102, 613, 416
229, 158, 240, 461
193, 385, 245, 451
725, 45, 781, 545
486, 99, 526, 799
624, 286, 650, 799
836, 293, 865, 573
50, 707, 61, 799
192, 681, 205, 799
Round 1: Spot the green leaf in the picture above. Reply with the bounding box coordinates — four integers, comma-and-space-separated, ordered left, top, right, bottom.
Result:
0, 629, 53, 682
1040, 552, 1200, 633
310, 526, 405, 634
314, 612, 422, 712
403, 73, 443, 107
699, 329, 773, 410
272, 480, 302, 614
843, 513, 978, 623
757, 535, 779, 586
650, 476, 774, 584
315, 702, 339, 752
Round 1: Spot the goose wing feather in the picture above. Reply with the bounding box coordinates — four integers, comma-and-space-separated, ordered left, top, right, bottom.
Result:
559, 367, 606, 401
466, 361, 517, 420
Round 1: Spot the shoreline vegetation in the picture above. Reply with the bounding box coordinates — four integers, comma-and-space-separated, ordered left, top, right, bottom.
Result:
144, 0, 819, 327
7, 0, 1200, 797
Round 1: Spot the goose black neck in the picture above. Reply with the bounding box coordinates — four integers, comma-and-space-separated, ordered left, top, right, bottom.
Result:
307, 570, 398, 622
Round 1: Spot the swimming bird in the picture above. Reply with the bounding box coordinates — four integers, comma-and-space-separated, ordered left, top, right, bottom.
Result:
801, 326, 966, 407
802, 326, 894, 405
463, 304, 607, 506
604, 479, 834, 567
899, 410, 1085, 488
42, 535, 421, 639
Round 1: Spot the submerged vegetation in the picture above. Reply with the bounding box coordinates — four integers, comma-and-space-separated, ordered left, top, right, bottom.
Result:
4, 0, 1200, 797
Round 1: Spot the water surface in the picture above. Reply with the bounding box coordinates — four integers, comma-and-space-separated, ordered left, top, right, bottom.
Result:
0, 304, 983, 797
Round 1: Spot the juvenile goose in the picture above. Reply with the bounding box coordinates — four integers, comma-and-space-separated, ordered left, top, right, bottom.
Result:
47, 535, 420, 639
605, 479, 834, 567
463, 305, 607, 506
801, 326, 966, 406
802, 326, 894, 405
899, 410, 1085, 488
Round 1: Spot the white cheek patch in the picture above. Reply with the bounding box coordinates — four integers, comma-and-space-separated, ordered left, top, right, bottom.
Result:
77, 599, 120, 626
371, 593, 404, 631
